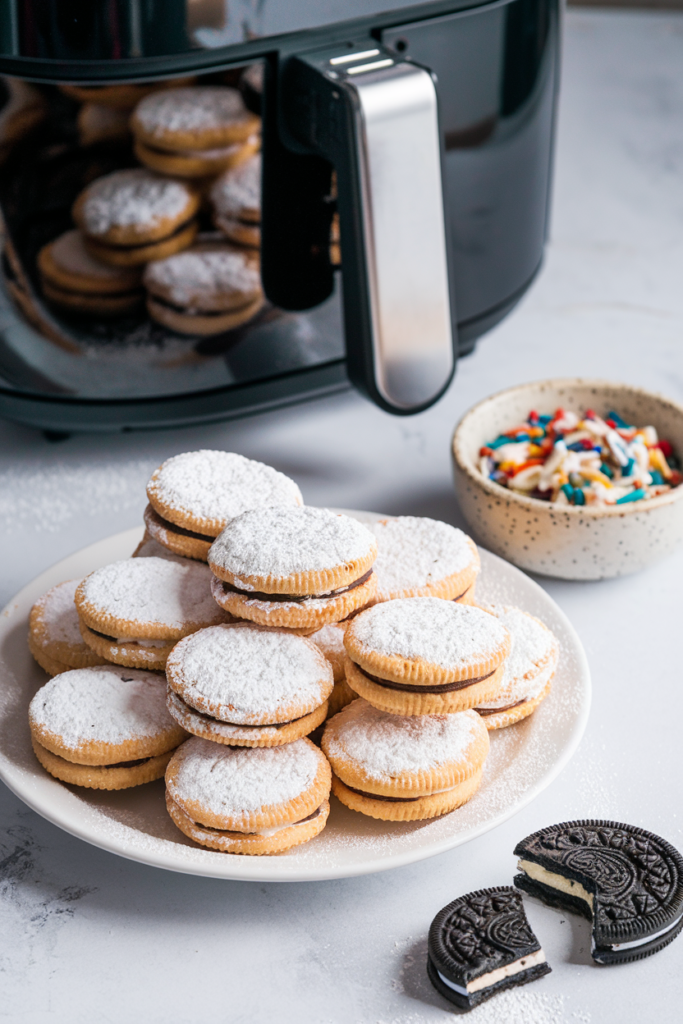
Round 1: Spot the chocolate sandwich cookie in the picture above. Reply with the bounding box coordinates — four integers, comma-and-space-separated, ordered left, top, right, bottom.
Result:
427, 887, 551, 1011
38, 229, 144, 316
59, 79, 195, 110
75, 557, 230, 670
132, 86, 260, 177
344, 598, 510, 715
475, 606, 558, 729
166, 623, 333, 746
73, 169, 200, 267
322, 699, 489, 821
372, 516, 480, 603
145, 449, 302, 560
144, 241, 264, 336
310, 623, 355, 717
514, 820, 683, 964
29, 579, 107, 676
29, 665, 187, 790
209, 506, 378, 632
211, 154, 261, 248
132, 530, 193, 563
165, 735, 331, 855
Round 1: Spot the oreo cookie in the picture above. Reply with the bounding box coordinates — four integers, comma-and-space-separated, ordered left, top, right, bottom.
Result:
514, 819, 683, 965
427, 886, 551, 1011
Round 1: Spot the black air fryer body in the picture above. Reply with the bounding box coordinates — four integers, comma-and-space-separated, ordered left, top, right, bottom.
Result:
0, 0, 558, 431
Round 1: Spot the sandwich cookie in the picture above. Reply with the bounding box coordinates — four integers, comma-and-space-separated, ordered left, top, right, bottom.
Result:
132, 87, 260, 178
344, 598, 510, 715
29, 579, 107, 676
165, 623, 333, 746
132, 530, 193, 563
211, 154, 261, 248
38, 229, 144, 316
310, 623, 356, 717
514, 820, 683, 964
427, 887, 551, 1011
209, 506, 378, 633
321, 699, 489, 821
29, 665, 187, 790
75, 557, 230, 670
371, 516, 479, 603
475, 606, 558, 729
144, 241, 264, 336
59, 79, 195, 110
145, 449, 302, 561
165, 735, 331, 855
73, 169, 200, 267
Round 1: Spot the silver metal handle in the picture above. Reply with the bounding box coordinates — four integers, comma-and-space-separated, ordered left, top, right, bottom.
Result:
348, 61, 454, 409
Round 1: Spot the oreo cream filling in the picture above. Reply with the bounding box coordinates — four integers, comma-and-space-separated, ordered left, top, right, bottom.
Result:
436, 948, 548, 995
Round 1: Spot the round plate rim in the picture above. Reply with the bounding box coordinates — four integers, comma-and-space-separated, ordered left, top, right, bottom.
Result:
0, 516, 591, 882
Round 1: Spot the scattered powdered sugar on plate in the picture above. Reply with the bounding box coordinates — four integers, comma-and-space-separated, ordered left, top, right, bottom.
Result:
29, 666, 173, 750
144, 247, 261, 307
372, 517, 477, 598
349, 598, 509, 669
211, 153, 261, 216
168, 624, 331, 722
33, 579, 83, 648
326, 702, 478, 779
81, 169, 192, 235
148, 450, 302, 528
135, 87, 250, 135
210, 506, 376, 578
169, 736, 320, 815
79, 557, 222, 631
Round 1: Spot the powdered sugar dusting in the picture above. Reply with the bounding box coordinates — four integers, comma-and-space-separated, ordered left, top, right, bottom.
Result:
326, 701, 478, 780
32, 579, 83, 648
135, 87, 250, 136
78, 557, 223, 631
169, 736, 321, 815
211, 153, 260, 216
148, 450, 302, 529
144, 247, 261, 307
133, 534, 190, 564
477, 606, 558, 710
310, 623, 346, 659
81, 169, 192, 236
168, 624, 331, 722
348, 598, 509, 670
372, 517, 477, 599
210, 506, 376, 578
29, 665, 174, 750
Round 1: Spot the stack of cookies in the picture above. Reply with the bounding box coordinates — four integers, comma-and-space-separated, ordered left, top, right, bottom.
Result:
131, 86, 260, 179
37, 229, 144, 316
25, 446, 561, 853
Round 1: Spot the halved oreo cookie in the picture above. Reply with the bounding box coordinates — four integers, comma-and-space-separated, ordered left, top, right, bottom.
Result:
427, 886, 551, 1010
514, 819, 683, 965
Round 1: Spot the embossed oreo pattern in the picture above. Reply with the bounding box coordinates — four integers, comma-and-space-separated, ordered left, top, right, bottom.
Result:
514, 819, 683, 957
429, 887, 541, 982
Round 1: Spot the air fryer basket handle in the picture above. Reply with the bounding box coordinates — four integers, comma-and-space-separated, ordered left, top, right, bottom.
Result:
272, 47, 457, 414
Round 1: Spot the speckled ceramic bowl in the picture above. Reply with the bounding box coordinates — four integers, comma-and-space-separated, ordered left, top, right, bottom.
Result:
452, 379, 683, 579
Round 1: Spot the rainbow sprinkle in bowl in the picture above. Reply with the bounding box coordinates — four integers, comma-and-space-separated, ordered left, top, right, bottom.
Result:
452, 379, 683, 580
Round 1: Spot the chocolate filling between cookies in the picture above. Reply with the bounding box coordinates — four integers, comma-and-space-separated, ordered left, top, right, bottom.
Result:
217, 568, 374, 604
96, 217, 196, 251
169, 689, 304, 731
192, 804, 325, 837
477, 698, 527, 716
150, 508, 215, 542
341, 782, 459, 803
355, 664, 496, 694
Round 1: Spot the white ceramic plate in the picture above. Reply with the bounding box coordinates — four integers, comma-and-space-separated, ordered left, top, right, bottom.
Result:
0, 515, 591, 882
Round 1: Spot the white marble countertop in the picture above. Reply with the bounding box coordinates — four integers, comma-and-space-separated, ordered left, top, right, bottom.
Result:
2, 10, 683, 1022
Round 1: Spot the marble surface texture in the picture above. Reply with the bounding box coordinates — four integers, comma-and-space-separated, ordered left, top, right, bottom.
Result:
2, 10, 683, 1022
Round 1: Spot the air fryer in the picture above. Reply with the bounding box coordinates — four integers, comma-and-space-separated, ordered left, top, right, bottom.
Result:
0, 0, 558, 431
